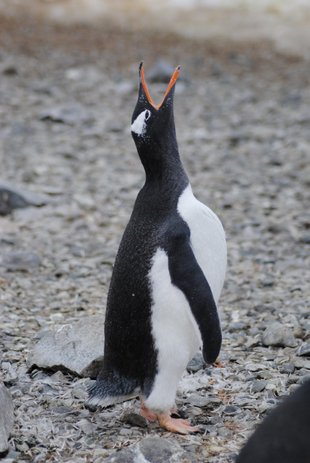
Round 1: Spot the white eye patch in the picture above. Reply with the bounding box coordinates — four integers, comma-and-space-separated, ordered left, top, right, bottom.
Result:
131, 110, 151, 137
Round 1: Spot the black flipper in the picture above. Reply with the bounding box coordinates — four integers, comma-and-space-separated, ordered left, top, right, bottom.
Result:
86, 369, 139, 411
165, 222, 222, 364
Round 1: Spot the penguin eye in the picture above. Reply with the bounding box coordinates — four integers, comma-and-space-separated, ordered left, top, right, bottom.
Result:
145, 110, 151, 121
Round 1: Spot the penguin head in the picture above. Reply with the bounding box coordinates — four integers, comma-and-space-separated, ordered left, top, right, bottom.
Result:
131, 62, 180, 150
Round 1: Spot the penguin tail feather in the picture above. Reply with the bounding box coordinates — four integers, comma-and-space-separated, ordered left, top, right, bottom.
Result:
85, 370, 139, 411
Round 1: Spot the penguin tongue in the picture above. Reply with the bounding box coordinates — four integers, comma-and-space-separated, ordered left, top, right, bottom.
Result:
140, 63, 180, 110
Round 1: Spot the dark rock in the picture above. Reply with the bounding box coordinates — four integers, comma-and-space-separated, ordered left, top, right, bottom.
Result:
28, 316, 105, 377
0, 382, 14, 455
223, 405, 240, 416
0, 251, 42, 272
0, 187, 28, 215
296, 343, 310, 357
121, 412, 148, 428
2, 65, 18, 76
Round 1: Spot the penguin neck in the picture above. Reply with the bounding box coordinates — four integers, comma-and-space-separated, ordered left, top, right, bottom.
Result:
138, 136, 188, 189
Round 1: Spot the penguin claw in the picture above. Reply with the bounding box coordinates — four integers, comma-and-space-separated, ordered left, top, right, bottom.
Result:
157, 413, 199, 435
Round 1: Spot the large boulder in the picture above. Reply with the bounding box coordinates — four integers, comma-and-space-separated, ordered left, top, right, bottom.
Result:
28, 316, 105, 378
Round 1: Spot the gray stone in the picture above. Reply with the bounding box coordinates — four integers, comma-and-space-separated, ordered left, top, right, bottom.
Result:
28, 316, 105, 377
106, 436, 191, 463
279, 363, 295, 374
0, 181, 49, 216
40, 104, 91, 125
0, 383, 14, 455
187, 353, 205, 372
250, 380, 267, 393
262, 322, 297, 348
0, 251, 42, 272
296, 343, 310, 357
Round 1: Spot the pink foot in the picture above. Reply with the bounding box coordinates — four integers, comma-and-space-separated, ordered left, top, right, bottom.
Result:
140, 401, 157, 422
157, 412, 199, 435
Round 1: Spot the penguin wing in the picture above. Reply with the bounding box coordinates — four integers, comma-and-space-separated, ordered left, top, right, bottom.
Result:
165, 223, 222, 364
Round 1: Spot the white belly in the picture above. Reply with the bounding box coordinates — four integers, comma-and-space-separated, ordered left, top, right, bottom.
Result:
177, 184, 227, 303
145, 247, 202, 412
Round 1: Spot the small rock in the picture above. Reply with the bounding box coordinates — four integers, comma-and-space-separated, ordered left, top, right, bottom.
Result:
262, 322, 297, 348
1, 363, 18, 385
0, 382, 14, 455
279, 363, 295, 374
121, 412, 148, 428
0, 187, 28, 215
250, 380, 267, 393
296, 343, 310, 357
28, 316, 105, 377
76, 418, 96, 435
187, 394, 210, 408
0, 251, 42, 272
105, 448, 136, 463
223, 405, 240, 416
187, 353, 205, 372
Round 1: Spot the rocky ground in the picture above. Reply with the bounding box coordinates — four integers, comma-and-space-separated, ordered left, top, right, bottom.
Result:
0, 13, 309, 463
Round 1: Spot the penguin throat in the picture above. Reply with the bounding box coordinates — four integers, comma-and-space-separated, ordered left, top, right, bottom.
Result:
138, 143, 186, 185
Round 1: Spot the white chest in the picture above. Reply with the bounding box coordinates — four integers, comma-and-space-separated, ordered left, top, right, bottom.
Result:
177, 184, 227, 303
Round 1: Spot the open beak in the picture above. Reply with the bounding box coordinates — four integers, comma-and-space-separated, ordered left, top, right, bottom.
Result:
139, 62, 180, 110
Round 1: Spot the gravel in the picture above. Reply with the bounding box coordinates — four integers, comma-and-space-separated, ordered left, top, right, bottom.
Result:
0, 11, 309, 463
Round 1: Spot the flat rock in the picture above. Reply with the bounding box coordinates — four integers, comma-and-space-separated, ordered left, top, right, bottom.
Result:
40, 104, 91, 125
0, 251, 42, 272
106, 437, 193, 463
297, 343, 310, 357
28, 316, 105, 377
262, 322, 297, 348
0, 382, 14, 455
0, 182, 49, 216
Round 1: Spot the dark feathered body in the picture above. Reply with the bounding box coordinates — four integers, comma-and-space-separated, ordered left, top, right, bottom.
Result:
237, 380, 310, 463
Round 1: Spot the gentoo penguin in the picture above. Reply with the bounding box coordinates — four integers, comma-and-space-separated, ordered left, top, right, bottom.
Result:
86, 62, 227, 434
236, 380, 310, 463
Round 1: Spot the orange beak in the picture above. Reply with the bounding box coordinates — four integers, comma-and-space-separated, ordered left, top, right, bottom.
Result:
140, 62, 180, 110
